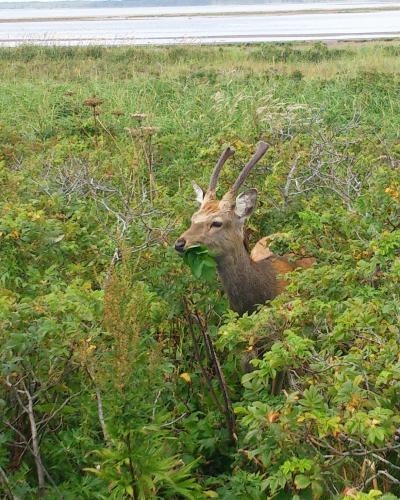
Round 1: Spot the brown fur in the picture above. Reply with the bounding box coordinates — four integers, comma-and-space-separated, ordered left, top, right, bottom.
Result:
176, 191, 315, 315
176, 145, 313, 394
200, 200, 221, 213
251, 236, 315, 294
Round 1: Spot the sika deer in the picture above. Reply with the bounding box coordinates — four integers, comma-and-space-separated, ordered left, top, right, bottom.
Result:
175, 142, 314, 315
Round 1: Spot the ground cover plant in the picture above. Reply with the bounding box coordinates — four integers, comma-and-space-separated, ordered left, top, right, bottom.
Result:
0, 41, 399, 499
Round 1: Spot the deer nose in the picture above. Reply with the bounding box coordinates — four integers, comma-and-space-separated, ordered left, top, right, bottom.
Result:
174, 238, 186, 253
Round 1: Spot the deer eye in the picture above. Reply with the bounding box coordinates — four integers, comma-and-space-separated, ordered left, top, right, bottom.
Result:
210, 220, 223, 228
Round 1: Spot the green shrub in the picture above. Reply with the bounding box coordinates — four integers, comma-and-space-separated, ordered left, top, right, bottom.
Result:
1, 41, 399, 498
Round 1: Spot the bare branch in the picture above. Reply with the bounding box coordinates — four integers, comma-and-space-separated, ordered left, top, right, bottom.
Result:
160, 413, 188, 428
190, 302, 237, 443
0, 466, 18, 500
85, 368, 110, 446
22, 385, 45, 492
151, 390, 162, 421
183, 299, 225, 415
282, 122, 372, 210
365, 469, 400, 487
37, 391, 82, 428
283, 158, 299, 207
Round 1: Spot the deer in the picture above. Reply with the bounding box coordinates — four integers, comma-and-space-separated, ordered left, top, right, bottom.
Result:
175, 142, 315, 316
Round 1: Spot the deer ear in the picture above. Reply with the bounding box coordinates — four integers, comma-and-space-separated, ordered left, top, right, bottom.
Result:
192, 181, 205, 205
234, 189, 258, 220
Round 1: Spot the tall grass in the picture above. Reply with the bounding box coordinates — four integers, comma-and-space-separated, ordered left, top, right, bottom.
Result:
1, 42, 399, 181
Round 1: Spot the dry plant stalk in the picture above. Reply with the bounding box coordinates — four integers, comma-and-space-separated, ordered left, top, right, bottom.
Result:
83, 96, 104, 147
183, 298, 237, 444
103, 251, 161, 395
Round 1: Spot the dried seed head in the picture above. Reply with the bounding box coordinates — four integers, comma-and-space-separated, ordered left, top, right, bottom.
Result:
84, 97, 104, 108
125, 127, 138, 136
111, 110, 125, 116
125, 126, 159, 137
64, 90, 75, 97
131, 113, 147, 121
141, 126, 159, 136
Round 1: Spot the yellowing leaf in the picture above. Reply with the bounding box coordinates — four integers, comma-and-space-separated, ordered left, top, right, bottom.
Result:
204, 491, 218, 498
125, 485, 134, 497
180, 372, 191, 384
267, 411, 280, 423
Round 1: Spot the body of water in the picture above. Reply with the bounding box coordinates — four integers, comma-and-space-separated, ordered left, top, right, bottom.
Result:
0, 1, 400, 46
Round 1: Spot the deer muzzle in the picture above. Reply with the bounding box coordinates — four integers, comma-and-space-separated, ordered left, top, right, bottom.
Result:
174, 238, 186, 254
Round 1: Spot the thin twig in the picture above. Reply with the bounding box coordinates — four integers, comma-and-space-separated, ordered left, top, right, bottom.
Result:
85, 368, 110, 445
183, 300, 225, 415
22, 385, 45, 493
160, 413, 188, 428
365, 469, 400, 487
191, 303, 237, 443
283, 158, 299, 207
0, 466, 17, 500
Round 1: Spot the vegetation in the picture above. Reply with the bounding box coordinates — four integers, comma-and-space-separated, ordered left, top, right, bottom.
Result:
0, 41, 399, 499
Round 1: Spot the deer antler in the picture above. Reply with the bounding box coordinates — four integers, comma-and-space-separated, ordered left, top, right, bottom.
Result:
219, 142, 269, 208
207, 146, 235, 197
230, 141, 269, 196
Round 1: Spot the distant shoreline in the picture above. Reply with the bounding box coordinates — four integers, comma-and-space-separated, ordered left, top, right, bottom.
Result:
1, 2, 400, 47
3, 31, 400, 41
2, 33, 400, 48
2, 5, 400, 23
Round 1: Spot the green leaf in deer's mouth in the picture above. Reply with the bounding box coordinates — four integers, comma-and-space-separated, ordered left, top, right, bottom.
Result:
182, 245, 217, 282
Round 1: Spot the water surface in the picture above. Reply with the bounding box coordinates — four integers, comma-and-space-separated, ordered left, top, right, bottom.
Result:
1, 0, 399, 46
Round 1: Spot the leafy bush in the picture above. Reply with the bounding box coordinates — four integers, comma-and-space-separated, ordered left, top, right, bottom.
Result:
1, 42, 400, 499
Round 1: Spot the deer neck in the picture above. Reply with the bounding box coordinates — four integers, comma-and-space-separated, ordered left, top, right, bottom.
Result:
215, 244, 277, 316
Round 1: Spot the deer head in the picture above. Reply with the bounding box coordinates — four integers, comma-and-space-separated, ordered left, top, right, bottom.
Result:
175, 142, 269, 257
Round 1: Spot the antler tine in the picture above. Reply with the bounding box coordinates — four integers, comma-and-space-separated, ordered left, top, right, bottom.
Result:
207, 146, 235, 195
230, 141, 269, 195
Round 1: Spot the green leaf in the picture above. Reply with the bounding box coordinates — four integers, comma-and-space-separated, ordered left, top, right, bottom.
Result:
182, 245, 217, 282
125, 485, 134, 497
311, 481, 324, 499
294, 475, 311, 490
